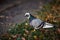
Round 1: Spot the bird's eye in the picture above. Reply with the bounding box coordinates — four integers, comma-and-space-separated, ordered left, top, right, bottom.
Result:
26, 15, 29, 17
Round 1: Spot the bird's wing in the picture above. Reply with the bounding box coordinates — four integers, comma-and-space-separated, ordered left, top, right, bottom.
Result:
43, 22, 54, 28
30, 19, 43, 29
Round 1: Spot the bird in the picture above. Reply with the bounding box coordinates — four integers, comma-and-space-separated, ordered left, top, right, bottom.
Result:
25, 13, 54, 29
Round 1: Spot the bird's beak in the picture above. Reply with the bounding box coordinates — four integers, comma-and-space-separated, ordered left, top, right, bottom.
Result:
24, 15, 26, 17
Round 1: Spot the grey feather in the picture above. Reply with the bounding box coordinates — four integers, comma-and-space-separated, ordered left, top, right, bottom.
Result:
30, 19, 43, 29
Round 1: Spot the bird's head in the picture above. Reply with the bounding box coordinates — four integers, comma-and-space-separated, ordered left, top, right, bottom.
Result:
25, 13, 30, 19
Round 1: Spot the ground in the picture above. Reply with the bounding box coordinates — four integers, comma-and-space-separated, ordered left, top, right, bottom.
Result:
0, 0, 52, 34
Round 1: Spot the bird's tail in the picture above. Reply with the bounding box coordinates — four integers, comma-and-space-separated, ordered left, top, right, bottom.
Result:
43, 22, 54, 28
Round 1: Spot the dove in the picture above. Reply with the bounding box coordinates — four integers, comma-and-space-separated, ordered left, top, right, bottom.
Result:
25, 13, 54, 29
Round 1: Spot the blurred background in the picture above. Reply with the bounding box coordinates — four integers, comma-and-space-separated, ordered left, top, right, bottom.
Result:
0, 0, 60, 40
0, 0, 52, 34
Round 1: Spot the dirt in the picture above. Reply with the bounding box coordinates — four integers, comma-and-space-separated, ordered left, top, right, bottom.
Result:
0, 0, 52, 34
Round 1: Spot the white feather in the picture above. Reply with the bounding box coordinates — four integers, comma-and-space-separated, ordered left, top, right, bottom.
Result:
43, 22, 53, 28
